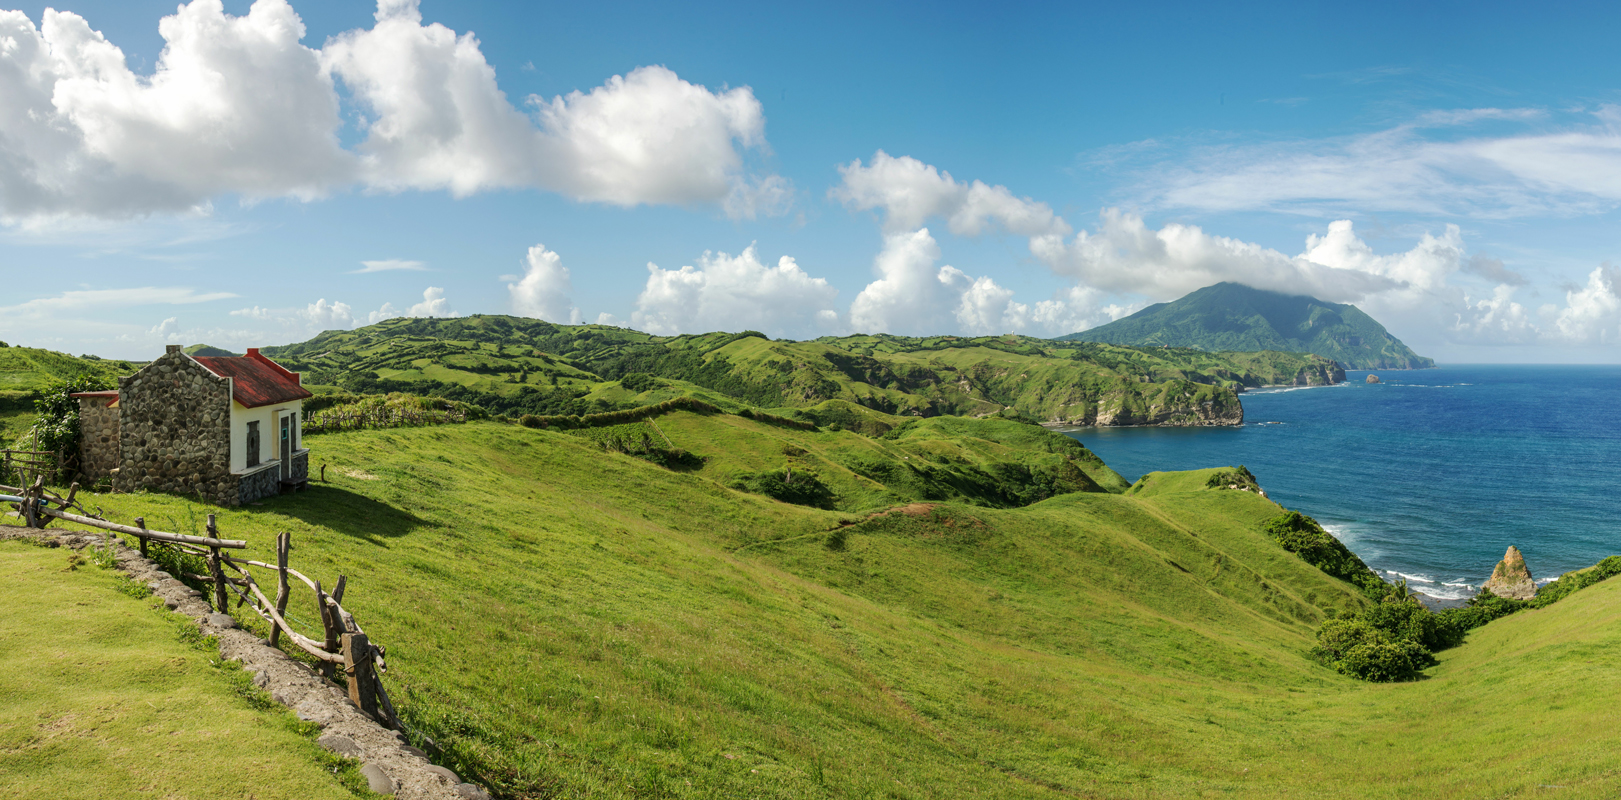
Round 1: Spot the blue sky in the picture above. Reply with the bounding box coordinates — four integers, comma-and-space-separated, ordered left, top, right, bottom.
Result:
2, 0, 1619, 362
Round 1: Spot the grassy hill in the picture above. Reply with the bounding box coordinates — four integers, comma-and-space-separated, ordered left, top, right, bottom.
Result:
262, 315, 1344, 426
1060, 282, 1435, 370
0, 541, 367, 799
26, 412, 1619, 798
0, 345, 138, 408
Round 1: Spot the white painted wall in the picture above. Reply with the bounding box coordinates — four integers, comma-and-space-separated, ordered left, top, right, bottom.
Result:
228, 397, 305, 474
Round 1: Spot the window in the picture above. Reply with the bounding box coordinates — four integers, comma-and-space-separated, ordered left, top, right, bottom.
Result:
246, 421, 260, 468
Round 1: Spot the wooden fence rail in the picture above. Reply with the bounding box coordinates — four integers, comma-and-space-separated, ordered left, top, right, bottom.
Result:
1, 479, 398, 728
0, 448, 58, 486
305, 408, 466, 436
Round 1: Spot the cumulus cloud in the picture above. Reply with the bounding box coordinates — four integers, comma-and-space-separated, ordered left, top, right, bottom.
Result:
0, 0, 784, 221
368, 302, 401, 324
631, 245, 842, 338
847, 229, 1130, 337
508, 244, 582, 324
834, 151, 1069, 236
1553, 264, 1621, 343
322, 1, 784, 213
0, 1, 348, 221
406, 286, 455, 317
1127, 106, 1621, 219
1031, 211, 1408, 303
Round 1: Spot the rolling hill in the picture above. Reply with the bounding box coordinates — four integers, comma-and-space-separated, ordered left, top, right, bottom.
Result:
262, 315, 1345, 427
13, 409, 1620, 798
1059, 282, 1435, 370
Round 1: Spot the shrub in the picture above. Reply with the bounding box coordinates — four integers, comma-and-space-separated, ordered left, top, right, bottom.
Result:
733, 468, 836, 509
619, 373, 659, 392
1263, 512, 1387, 600
1310, 614, 1432, 682
1529, 555, 1621, 608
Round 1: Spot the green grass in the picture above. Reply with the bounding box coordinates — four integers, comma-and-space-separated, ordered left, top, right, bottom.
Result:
259, 314, 1341, 424
23, 416, 1617, 799
0, 541, 374, 799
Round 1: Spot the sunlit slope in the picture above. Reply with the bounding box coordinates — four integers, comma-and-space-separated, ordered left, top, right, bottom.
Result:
69, 419, 1621, 799
0, 543, 355, 799
262, 315, 1344, 424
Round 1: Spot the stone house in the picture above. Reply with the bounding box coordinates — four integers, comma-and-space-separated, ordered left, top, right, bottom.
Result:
74, 345, 312, 506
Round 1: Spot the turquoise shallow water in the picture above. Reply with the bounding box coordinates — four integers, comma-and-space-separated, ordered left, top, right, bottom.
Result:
1061, 365, 1621, 600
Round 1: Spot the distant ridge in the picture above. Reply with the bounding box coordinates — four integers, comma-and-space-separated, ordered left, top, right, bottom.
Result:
1058, 282, 1435, 370
182, 344, 241, 358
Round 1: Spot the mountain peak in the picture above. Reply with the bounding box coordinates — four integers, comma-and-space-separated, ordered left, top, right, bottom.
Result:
1057, 283, 1434, 370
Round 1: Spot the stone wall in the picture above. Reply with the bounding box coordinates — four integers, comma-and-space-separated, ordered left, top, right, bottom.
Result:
114, 345, 237, 506
291, 450, 309, 483
238, 464, 281, 505
77, 397, 120, 483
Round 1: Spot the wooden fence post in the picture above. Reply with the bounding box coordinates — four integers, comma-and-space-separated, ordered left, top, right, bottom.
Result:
206, 514, 227, 612
270, 533, 290, 647
342, 632, 379, 719
314, 579, 337, 679
135, 517, 147, 557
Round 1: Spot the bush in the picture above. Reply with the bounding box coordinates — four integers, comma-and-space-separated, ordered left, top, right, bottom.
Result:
1263, 512, 1388, 600
619, 373, 659, 392
732, 468, 836, 509
1529, 555, 1621, 608
1310, 611, 1433, 682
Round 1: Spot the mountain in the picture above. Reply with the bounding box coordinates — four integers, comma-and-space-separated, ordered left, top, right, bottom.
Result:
262, 315, 1345, 427
1058, 282, 1435, 370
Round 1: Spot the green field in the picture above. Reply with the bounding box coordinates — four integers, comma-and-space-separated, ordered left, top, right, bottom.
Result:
0, 541, 370, 799
11, 414, 1614, 799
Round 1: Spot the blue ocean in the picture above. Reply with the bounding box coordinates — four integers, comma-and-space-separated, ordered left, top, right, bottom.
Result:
1061, 365, 1621, 601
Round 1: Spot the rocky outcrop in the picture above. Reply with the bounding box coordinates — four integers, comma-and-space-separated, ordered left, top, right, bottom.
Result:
1366, 375, 1381, 384
1482, 545, 1537, 600
1291, 361, 1347, 386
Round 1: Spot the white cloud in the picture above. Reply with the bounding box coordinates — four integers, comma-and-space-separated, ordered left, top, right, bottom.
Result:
0, 0, 784, 221
1030, 210, 1404, 303
631, 245, 842, 338
406, 286, 455, 317
354, 259, 426, 273
1130, 106, 1621, 219
1452, 285, 1536, 343
508, 244, 582, 324
0, 1, 349, 221
2, 286, 238, 317
847, 228, 1140, 338
303, 298, 356, 329
834, 151, 1069, 236
1554, 264, 1621, 343
323, 2, 785, 215
368, 302, 401, 324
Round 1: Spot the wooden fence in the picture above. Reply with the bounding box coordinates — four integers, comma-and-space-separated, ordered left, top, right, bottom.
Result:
1, 477, 397, 726
1, 448, 59, 486
305, 408, 466, 435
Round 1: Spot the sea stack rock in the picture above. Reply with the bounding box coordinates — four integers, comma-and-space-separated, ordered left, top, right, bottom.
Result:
1482, 545, 1537, 600
1366, 374, 1382, 384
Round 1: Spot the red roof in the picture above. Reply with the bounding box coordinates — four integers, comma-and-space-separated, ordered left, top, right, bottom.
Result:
192, 349, 313, 409
70, 390, 119, 399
